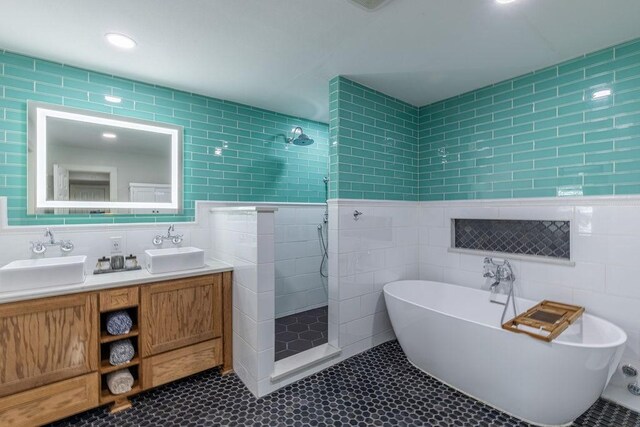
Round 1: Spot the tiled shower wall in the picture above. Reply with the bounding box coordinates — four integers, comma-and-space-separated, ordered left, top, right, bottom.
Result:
418, 38, 640, 201
0, 50, 328, 226
329, 77, 419, 201
275, 205, 328, 318
328, 200, 419, 359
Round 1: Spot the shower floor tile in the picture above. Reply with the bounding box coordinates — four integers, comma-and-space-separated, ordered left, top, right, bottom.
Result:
275, 306, 328, 361
50, 341, 639, 427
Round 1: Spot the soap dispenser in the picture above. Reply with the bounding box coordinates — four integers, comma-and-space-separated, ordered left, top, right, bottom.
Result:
96, 256, 111, 272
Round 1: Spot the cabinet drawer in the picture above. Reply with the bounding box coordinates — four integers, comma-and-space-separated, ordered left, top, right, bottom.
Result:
142, 339, 222, 389
100, 287, 139, 312
0, 372, 99, 426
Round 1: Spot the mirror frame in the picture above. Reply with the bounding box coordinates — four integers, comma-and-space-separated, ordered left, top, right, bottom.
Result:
27, 102, 183, 214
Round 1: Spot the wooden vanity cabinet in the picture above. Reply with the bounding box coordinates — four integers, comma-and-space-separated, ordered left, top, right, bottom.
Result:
0, 270, 232, 426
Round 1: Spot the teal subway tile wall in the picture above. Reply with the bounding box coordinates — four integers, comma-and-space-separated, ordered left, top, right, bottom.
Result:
328, 77, 340, 199
418, 38, 640, 200
0, 50, 328, 226
330, 76, 419, 200
3, 36, 640, 222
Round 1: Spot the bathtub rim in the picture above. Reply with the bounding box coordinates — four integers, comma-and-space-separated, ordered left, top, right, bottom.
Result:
383, 279, 627, 350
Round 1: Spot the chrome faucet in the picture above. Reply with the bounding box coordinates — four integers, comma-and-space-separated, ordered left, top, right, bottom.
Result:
30, 228, 74, 255
483, 257, 517, 325
483, 259, 498, 288
153, 224, 183, 246
484, 257, 515, 289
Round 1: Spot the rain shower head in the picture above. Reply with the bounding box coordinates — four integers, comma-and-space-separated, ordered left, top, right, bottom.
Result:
286, 127, 315, 146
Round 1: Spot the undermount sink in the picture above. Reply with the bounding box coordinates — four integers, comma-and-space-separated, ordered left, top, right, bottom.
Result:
0, 255, 87, 292
145, 247, 205, 274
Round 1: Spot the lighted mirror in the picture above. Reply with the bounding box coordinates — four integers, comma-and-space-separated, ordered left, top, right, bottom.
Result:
27, 102, 182, 214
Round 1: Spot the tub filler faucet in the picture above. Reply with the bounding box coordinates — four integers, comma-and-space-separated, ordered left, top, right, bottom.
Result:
483, 257, 517, 325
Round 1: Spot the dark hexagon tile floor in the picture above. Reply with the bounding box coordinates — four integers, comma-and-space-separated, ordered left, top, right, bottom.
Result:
50, 340, 640, 427
275, 306, 328, 361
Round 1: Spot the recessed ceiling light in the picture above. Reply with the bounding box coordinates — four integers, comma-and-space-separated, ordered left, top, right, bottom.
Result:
105, 33, 136, 49
102, 132, 117, 139
496, 0, 516, 4
104, 95, 122, 103
349, 0, 392, 10
592, 89, 612, 100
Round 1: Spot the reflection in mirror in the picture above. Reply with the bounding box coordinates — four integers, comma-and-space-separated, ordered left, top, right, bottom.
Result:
28, 103, 182, 214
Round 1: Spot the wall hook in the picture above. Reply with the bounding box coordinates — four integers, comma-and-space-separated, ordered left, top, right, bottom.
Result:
353, 210, 363, 221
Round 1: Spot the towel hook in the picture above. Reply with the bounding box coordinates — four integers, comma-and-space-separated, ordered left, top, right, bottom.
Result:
353, 210, 363, 221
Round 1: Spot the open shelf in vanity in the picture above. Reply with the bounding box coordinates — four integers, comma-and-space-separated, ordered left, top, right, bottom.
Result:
97, 288, 143, 410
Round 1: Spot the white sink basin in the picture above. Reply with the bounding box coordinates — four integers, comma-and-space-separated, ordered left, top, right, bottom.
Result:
145, 247, 205, 274
0, 255, 87, 292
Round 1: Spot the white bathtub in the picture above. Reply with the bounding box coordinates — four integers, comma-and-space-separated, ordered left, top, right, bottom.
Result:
384, 280, 626, 426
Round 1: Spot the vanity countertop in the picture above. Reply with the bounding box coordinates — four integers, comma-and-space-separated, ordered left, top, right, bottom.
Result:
0, 258, 232, 304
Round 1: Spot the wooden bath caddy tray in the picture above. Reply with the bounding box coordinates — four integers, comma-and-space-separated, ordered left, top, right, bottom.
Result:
502, 300, 584, 342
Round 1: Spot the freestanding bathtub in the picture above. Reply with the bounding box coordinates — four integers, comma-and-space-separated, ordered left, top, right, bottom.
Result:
384, 280, 626, 426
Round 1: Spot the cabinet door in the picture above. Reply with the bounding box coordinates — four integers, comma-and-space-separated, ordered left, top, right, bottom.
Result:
0, 294, 98, 398
141, 275, 222, 357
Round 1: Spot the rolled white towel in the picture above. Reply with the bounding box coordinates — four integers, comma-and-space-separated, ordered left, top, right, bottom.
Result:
109, 339, 135, 366
106, 311, 133, 335
106, 368, 134, 395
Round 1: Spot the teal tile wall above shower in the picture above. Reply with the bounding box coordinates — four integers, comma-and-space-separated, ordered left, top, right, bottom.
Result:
418, 38, 640, 201
328, 77, 340, 200
330, 76, 419, 200
0, 50, 329, 225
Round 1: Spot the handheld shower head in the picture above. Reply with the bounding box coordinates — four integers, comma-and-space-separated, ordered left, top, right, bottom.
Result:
286, 127, 315, 146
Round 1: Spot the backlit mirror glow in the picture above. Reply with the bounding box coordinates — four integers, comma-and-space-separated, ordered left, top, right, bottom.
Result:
28, 102, 182, 215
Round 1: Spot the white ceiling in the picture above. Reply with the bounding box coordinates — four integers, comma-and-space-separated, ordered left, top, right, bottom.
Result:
1, 0, 640, 123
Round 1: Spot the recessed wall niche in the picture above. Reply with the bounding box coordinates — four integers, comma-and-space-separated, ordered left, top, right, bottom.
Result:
453, 219, 570, 260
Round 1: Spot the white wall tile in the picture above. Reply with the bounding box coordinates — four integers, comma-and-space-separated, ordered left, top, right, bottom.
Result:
332, 201, 419, 352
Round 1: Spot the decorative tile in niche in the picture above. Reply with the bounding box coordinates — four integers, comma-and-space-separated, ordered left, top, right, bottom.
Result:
454, 218, 571, 259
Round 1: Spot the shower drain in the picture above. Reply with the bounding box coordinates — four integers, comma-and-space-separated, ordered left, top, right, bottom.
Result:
628, 382, 640, 396
623, 365, 638, 377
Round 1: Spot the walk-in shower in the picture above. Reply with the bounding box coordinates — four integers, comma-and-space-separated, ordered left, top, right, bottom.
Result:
274, 175, 330, 362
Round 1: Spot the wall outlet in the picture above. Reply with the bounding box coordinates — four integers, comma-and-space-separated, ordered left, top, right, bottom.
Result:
110, 237, 123, 254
